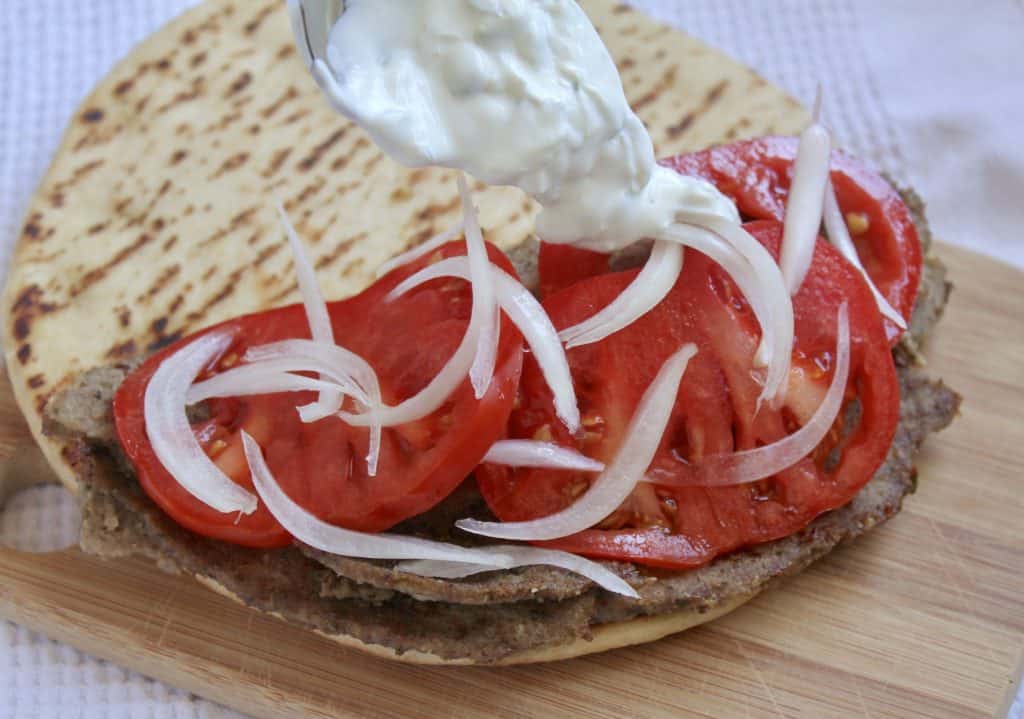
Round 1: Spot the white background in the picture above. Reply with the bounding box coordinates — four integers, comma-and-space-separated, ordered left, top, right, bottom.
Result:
1, 1, 1021, 717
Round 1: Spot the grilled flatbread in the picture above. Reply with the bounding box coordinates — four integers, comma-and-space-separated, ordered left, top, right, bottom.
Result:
3, 0, 956, 664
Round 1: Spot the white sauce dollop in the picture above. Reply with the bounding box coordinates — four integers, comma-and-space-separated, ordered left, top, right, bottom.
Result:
321, 0, 738, 251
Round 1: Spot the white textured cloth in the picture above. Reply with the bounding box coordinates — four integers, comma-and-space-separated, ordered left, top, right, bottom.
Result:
1, 2, 1021, 718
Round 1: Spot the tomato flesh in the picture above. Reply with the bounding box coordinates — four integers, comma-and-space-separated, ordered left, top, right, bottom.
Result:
114, 242, 524, 548
478, 221, 900, 569
539, 139, 922, 344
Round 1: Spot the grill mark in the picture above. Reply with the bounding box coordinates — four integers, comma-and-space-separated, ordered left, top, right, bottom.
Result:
209, 152, 249, 179
632, 65, 678, 111
120, 179, 173, 230
137, 263, 181, 303
298, 127, 350, 172
168, 294, 186, 315
53, 159, 105, 193
665, 79, 730, 140
156, 78, 204, 113
35, 390, 55, 416
244, 3, 277, 34
225, 71, 252, 98
28, 375, 45, 390
163, 235, 179, 252
285, 179, 327, 211
190, 51, 208, 68
362, 153, 385, 174
81, 108, 104, 123
268, 282, 299, 305
341, 257, 367, 278
186, 267, 247, 324
278, 108, 311, 127
618, 57, 636, 71
169, 149, 188, 166
252, 242, 283, 267
260, 86, 299, 119
276, 44, 296, 61
116, 306, 132, 328
134, 95, 151, 114
106, 339, 137, 360
262, 148, 292, 178
416, 196, 461, 223
114, 79, 134, 96
201, 266, 217, 282
198, 206, 261, 248
314, 232, 366, 271
71, 233, 155, 297
16, 344, 31, 365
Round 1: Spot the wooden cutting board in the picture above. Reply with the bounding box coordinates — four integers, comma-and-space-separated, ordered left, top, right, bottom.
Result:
0, 242, 1021, 719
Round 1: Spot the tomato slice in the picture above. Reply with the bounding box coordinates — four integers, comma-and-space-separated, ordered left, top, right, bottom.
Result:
663, 137, 921, 342
538, 138, 922, 343
478, 221, 900, 569
114, 242, 524, 548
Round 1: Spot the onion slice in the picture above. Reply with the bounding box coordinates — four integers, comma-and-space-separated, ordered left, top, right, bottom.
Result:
645, 302, 850, 487
188, 358, 370, 406
242, 431, 514, 565
664, 218, 793, 407
147, 331, 258, 515
458, 174, 498, 399
375, 221, 466, 278
484, 440, 605, 472
823, 181, 907, 329
243, 340, 384, 476
388, 256, 580, 432
456, 344, 697, 541
398, 546, 637, 598
559, 240, 684, 349
778, 122, 832, 295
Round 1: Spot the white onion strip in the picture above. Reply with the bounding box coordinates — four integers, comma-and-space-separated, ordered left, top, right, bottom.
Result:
243, 340, 384, 475
188, 358, 370, 406
375, 221, 466, 278
242, 431, 515, 565
388, 257, 581, 432
457, 344, 697, 541
484, 440, 605, 472
823, 181, 907, 329
559, 240, 684, 349
398, 546, 637, 597
147, 331, 258, 515
458, 174, 498, 399
778, 122, 832, 295
645, 302, 849, 487
664, 218, 793, 407
274, 202, 383, 470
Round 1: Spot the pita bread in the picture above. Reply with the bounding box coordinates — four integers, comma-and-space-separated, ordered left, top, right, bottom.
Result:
2, 0, 808, 663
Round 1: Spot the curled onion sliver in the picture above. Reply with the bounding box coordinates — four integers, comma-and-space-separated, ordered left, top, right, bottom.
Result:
779, 123, 832, 296
375, 221, 466, 278
398, 546, 638, 598
664, 219, 793, 406
147, 331, 258, 515
188, 358, 369, 406
241, 431, 514, 565
458, 174, 498, 400
388, 256, 580, 432
645, 302, 849, 488
243, 341, 383, 476
456, 344, 697, 541
559, 240, 684, 349
823, 181, 907, 329
484, 440, 604, 472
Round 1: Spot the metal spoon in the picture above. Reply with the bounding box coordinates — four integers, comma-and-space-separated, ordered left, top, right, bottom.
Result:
287, 0, 351, 114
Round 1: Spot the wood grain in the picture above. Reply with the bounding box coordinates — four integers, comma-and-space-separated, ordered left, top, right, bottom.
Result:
1, 242, 1021, 719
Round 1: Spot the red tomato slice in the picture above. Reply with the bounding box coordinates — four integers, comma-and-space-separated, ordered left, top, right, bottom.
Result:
662, 137, 921, 343
115, 242, 524, 548
538, 138, 922, 343
478, 221, 900, 569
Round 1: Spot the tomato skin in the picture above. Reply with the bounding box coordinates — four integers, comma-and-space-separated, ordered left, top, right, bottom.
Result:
661, 137, 922, 343
114, 242, 524, 548
478, 221, 900, 569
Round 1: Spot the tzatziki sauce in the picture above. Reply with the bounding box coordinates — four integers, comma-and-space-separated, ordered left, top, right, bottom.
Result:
320, 0, 739, 251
